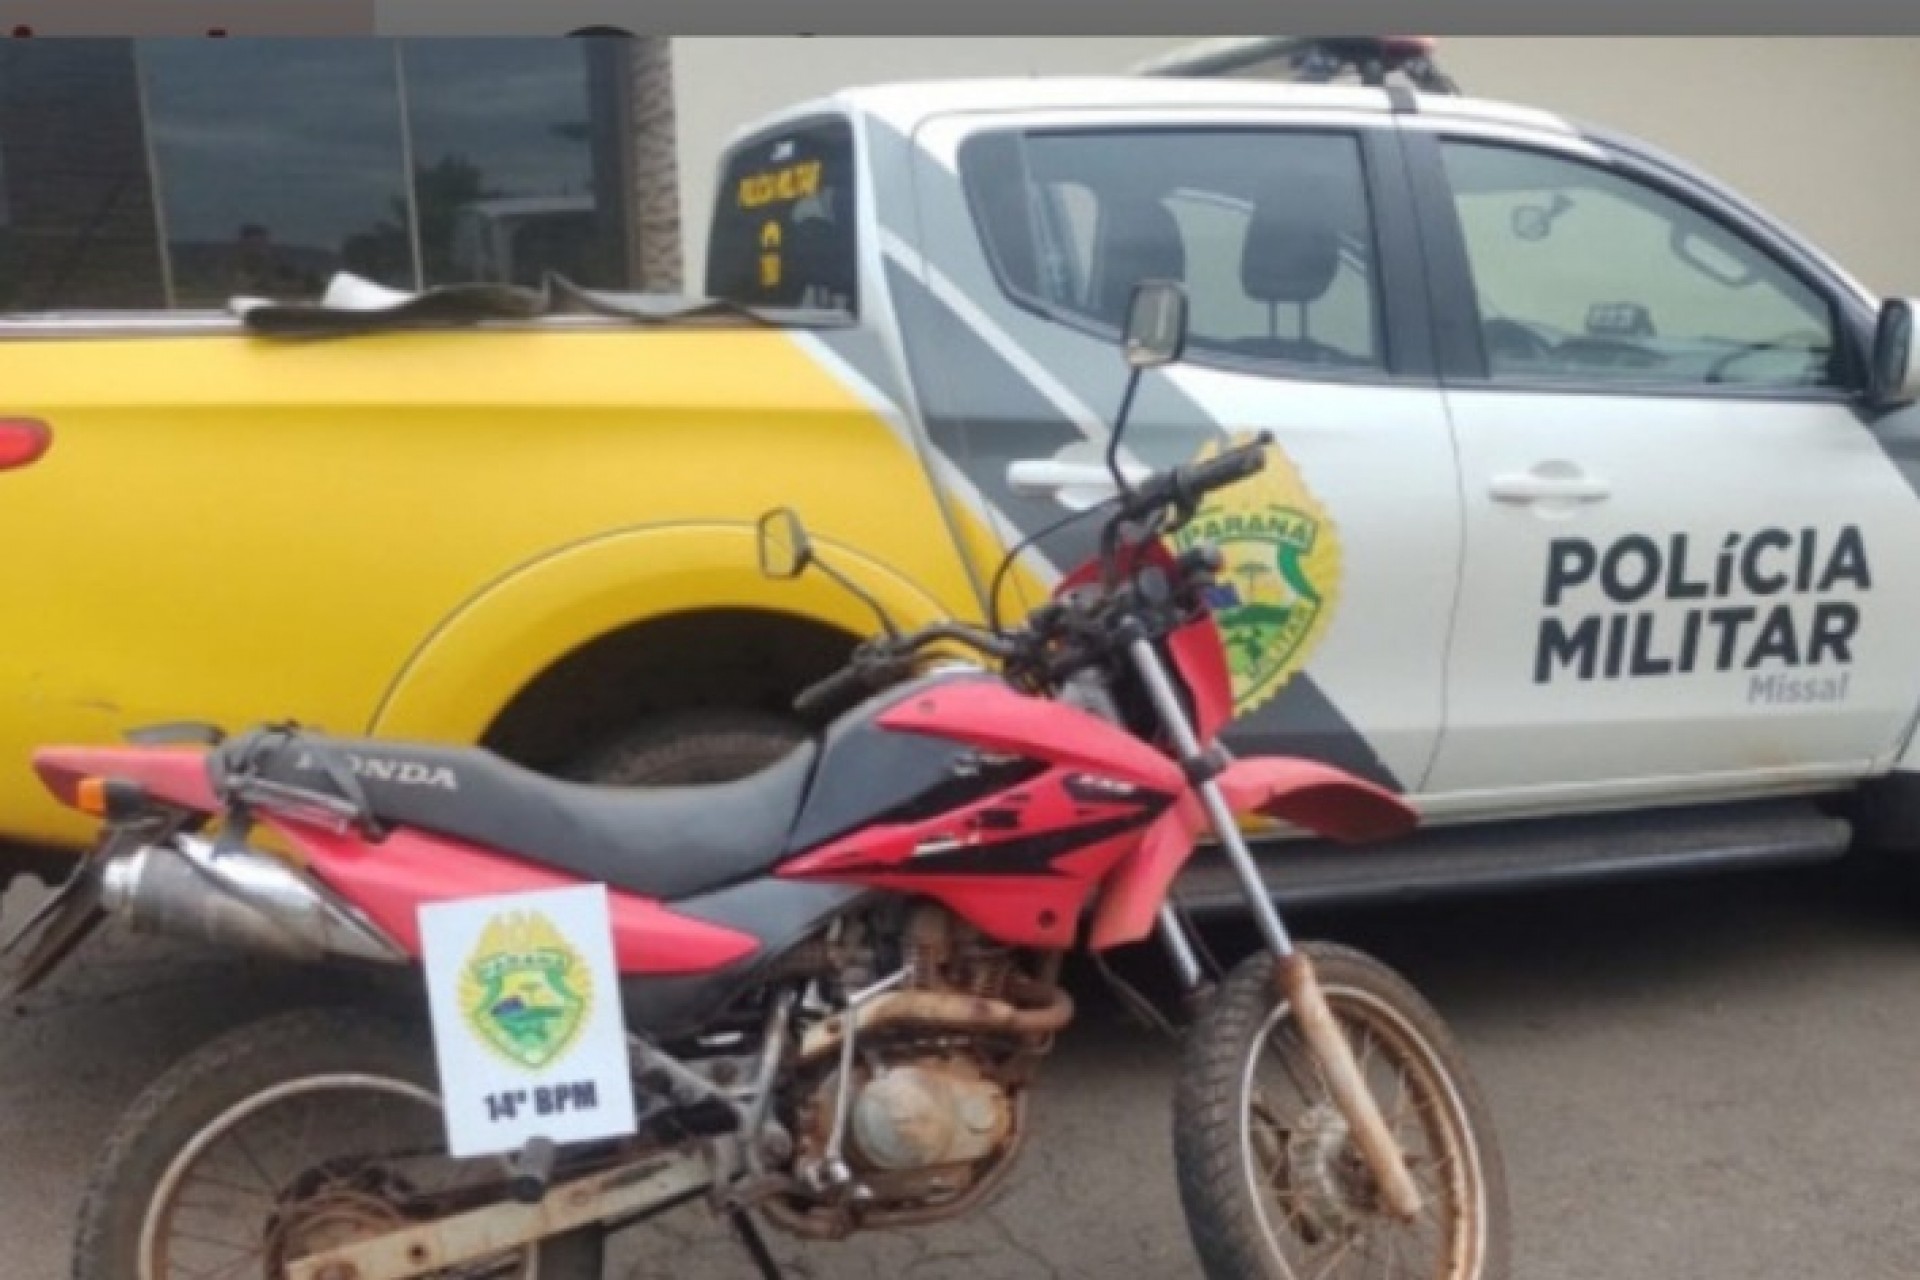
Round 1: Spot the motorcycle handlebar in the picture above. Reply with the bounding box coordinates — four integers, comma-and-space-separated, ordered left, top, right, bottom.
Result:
1119, 434, 1271, 524
792, 623, 1017, 718
792, 654, 912, 718
793, 441, 1268, 718
910, 621, 1021, 661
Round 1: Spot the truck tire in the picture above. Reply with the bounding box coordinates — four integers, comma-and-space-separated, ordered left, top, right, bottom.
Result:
1840, 778, 1920, 910
74, 1007, 604, 1280
569, 708, 808, 786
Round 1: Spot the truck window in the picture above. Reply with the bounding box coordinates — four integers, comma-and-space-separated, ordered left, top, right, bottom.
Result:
1439, 140, 1839, 389
706, 119, 858, 314
960, 128, 1382, 373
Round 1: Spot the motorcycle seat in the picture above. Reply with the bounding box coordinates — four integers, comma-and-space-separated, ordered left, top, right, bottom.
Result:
226, 731, 818, 902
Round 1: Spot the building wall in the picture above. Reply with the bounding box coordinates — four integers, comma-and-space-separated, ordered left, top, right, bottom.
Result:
672, 37, 1920, 295
1440, 38, 1920, 296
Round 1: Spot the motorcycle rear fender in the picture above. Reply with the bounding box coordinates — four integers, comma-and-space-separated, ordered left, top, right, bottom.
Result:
27, 745, 762, 976
1087, 758, 1416, 951
31, 745, 218, 815
268, 816, 762, 976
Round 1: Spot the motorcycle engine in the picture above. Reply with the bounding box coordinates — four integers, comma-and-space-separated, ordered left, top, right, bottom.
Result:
848, 1057, 1012, 1172
772, 906, 1046, 1234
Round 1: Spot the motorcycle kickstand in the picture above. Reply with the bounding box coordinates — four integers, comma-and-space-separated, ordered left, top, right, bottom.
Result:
729, 1210, 785, 1280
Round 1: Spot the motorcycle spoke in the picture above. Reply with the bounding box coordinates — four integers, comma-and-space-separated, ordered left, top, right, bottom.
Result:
142, 1071, 542, 1280
1231, 968, 1487, 1280
223, 1127, 280, 1196
163, 1226, 258, 1253
1385, 1063, 1416, 1138
168, 1172, 268, 1200
1265, 1028, 1330, 1102
1379, 1231, 1403, 1279
1305, 1234, 1360, 1280
172, 1249, 268, 1280
1353, 1025, 1379, 1082
1350, 1226, 1387, 1278
279, 1090, 318, 1173
1387, 1224, 1444, 1277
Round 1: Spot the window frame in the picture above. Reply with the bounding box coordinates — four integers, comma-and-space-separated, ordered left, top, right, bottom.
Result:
1402, 123, 1874, 404
954, 120, 1438, 386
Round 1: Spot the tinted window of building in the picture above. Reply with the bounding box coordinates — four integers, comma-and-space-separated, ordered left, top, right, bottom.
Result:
140, 39, 413, 305
403, 39, 628, 288
0, 40, 167, 311
1, 38, 630, 314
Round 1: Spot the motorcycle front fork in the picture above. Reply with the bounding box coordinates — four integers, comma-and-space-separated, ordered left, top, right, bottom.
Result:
1126, 638, 1424, 1221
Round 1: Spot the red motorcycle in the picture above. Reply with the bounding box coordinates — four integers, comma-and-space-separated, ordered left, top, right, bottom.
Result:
4, 283, 1507, 1279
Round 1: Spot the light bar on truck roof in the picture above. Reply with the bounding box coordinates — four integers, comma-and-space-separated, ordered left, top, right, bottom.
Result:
1133, 36, 1461, 95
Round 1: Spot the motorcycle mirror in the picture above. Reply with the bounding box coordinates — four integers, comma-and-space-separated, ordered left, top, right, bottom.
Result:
756, 506, 903, 639
756, 507, 814, 580
1122, 279, 1189, 370
1107, 280, 1190, 500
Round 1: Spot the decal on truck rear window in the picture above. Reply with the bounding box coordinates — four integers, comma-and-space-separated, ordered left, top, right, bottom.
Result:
707, 119, 857, 315
1534, 527, 1871, 704
734, 160, 824, 210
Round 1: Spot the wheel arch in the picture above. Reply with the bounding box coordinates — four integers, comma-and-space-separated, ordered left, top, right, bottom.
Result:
483, 608, 854, 772
367, 522, 954, 771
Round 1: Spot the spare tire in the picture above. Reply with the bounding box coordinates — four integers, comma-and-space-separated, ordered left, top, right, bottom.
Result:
568, 708, 809, 787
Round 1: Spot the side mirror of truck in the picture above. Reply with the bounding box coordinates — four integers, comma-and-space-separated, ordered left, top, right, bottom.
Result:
1869, 298, 1920, 408
756, 508, 813, 580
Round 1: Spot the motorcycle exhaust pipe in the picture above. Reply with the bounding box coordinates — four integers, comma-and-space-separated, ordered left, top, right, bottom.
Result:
99, 835, 407, 964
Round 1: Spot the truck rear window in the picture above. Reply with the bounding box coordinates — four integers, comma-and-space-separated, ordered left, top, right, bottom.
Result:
960, 127, 1383, 373
706, 119, 858, 314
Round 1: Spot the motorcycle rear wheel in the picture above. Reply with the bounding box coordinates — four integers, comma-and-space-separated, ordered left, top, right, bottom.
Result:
1173, 943, 1509, 1279
73, 1007, 606, 1280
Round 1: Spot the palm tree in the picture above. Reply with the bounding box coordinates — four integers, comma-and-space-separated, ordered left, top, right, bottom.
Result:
628, 36, 682, 292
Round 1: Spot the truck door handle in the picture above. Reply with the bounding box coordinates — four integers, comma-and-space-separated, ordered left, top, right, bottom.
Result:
1488, 466, 1611, 505
1006, 457, 1150, 510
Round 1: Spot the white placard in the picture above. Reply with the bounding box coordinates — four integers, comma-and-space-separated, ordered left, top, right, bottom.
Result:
419, 884, 638, 1159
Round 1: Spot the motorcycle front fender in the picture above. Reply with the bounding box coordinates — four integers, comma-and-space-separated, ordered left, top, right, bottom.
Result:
1217, 757, 1416, 843
1087, 758, 1416, 952
1090, 759, 1420, 951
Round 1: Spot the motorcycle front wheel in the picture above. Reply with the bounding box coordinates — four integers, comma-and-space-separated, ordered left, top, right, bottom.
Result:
73, 1007, 606, 1280
1173, 943, 1510, 1279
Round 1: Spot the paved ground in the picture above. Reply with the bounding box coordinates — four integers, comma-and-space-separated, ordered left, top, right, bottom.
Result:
6, 858, 1920, 1279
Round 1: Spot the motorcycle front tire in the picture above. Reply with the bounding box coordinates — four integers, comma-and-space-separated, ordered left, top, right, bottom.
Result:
1173, 943, 1511, 1280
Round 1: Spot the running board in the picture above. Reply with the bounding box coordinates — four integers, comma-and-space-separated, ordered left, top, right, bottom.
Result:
1174, 800, 1853, 912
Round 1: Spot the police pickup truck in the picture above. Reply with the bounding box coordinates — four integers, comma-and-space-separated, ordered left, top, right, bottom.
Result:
4, 39, 1920, 907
